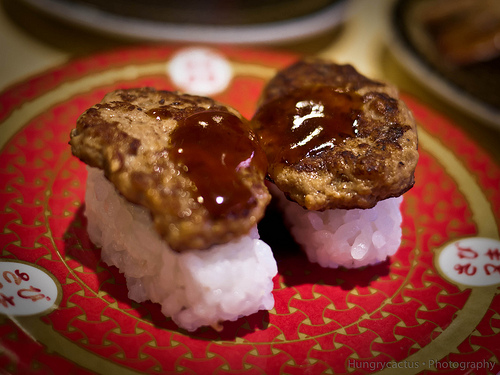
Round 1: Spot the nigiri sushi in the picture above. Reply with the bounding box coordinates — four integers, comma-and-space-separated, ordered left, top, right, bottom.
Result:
251, 59, 419, 268
70, 88, 277, 331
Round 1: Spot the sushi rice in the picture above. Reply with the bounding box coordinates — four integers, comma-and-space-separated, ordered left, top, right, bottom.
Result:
270, 184, 403, 269
84, 167, 277, 332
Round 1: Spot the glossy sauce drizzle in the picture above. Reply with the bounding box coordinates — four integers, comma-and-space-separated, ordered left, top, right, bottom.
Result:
167, 110, 268, 219
253, 86, 363, 165
146, 107, 174, 120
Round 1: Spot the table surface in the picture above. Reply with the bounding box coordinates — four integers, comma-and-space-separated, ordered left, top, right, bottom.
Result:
1, 0, 499, 162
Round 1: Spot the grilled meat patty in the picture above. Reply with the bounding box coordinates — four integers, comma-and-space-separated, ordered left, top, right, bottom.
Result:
70, 88, 270, 252
251, 59, 419, 210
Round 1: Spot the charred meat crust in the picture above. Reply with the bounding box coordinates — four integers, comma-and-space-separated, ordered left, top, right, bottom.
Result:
251, 59, 419, 210
70, 88, 270, 252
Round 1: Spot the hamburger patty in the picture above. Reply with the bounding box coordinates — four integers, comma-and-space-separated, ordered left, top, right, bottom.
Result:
70, 88, 270, 252
251, 59, 419, 210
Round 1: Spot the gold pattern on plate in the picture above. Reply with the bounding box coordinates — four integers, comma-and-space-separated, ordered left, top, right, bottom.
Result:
377, 127, 499, 375
0, 54, 499, 374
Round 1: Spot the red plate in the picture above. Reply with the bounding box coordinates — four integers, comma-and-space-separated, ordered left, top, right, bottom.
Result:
0, 45, 499, 374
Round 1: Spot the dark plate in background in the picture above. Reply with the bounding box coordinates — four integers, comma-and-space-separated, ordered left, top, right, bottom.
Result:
18, 0, 348, 44
389, 0, 500, 128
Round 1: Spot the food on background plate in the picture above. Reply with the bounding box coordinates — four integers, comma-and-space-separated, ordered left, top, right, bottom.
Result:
69, 88, 277, 332
410, 0, 500, 67
395, 0, 500, 114
251, 59, 419, 268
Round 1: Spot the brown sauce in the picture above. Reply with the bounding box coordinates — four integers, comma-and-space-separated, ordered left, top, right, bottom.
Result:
146, 107, 173, 120
167, 110, 268, 219
253, 86, 363, 165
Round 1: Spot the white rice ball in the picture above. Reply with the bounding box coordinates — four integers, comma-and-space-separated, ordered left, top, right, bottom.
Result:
84, 167, 277, 332
271, 184, 403, 269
